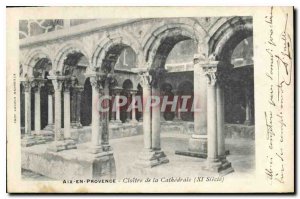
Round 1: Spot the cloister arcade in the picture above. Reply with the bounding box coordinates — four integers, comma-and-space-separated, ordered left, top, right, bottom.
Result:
19, 17, 254, 179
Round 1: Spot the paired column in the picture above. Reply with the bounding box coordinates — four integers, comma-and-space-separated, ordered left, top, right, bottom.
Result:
89, 75, 103, 153
63, 81, 71, 139
202, 62, 233, 174
130, 90, 138, 123
114, 89, 122, 123
133, 68, 168, 168
47, 75, 76, 152
33, 81, 44, 135
22, 80, 32, 138
45, 88, 54, 130
173, 90, 182, 121
244, 85, 253, 125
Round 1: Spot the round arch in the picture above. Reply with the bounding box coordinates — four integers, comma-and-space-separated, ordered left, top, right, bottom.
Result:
53, 42, 91, 74
142, 20, 207, 68
209, 16, 253, 61
23, 48, 52, 77
91, 33, 143, 70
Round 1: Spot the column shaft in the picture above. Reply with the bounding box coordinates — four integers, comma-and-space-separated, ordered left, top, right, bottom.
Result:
151, 87, 161, 150
207, 82, 218, 161
131, 92, 137, 122
115, 94, 121, 122
216, 83, 225, 157
34, 88, 41, 133
91, 86, 101, 146
64, 90, 71, 138
48, 94, 53, 126
143, 85, 151, 150
24, 89, 31, 136
54, 89, 63, 141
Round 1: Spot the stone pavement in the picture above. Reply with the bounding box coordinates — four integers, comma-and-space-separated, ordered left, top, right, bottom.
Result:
22, 133, 255, 180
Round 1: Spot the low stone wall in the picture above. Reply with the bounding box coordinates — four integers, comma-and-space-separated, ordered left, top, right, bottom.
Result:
21, 145, 116, 180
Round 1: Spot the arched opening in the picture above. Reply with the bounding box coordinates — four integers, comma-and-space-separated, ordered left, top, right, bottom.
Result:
114, 47, 137, 71
62, 51, 89, 128
121, 79, 133, 123
81, 78, 92, 126
224, 36, 254, 125
160, 82, 174, 121
177, 81, 194, 121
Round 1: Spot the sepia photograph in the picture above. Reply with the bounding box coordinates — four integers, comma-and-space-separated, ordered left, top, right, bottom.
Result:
6, 6, 294, 193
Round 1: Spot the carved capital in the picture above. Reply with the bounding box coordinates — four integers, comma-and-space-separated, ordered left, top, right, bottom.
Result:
202, 61, 232, 86
32, 78, 46, 92
47, 75, 66, 92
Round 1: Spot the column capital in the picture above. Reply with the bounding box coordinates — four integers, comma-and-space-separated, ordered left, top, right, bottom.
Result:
130, 89, 138, 95
32, 78, 46, 92
112, 86, 122, 95
20, 76, 34, 92
47, 75, 67, 91
201, 61, 232, 85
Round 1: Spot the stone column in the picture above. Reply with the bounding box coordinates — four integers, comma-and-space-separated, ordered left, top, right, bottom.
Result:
101, 79, 111, 151
244, 85, 252, 125
130, 90, 138, 123
21, 79, 35, 147
75, 86, 84, 128
34, 83, 42, 134
126, 92, 131, 122
201, 62, 233, 174
133, 68, 168, 168
110, 92, 116, 122
173, 90, 182, 121
45, 89, 54, 130
115, 90, 122, 123
151, 86, 161, 150
47, 75, 75, 152
217, 83, 225, 159
176, 54, 208, 157
63, 82, 71, 139
89, 75, 103, 153
71, 87, 77, 127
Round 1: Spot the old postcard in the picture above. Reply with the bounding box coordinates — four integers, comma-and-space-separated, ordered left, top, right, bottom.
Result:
6, 6, 294, 193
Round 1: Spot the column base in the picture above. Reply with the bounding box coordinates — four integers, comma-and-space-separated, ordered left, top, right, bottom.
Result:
44, 124, 54, 131
47, 139, 77, 152
130, 119, 138, 124
175, 136, 207, 158
244, 120, 253, 126
201, 158, 234, 176
71, 122, 82, 129
134, 149, 169, 168
176, 136, 230, 158
88, 145, 103, 154
21, 135, 47, 147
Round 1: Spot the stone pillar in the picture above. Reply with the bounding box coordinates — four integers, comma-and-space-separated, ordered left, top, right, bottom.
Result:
201, 62, 233, 174
21, 79, 35, 147
44, 89, 54, 130
71, 87, 77, 127
53, 80, 63, 141
244, 85, 252, 125
101, 79, 111, 151
47, 75, 76, 152
176, 54, 207, 157
173, 90, 182, 121
217, 83, 225, 158
75, 86, 84, 128
126, 92, 131, 122
89, 76, 102, 153
34, 83, 42, 134
130, 90, 138, 123
63, 83, 71, 139
115, 90, 122, 123
133, 68, 168, 168
151, 86, 161, 150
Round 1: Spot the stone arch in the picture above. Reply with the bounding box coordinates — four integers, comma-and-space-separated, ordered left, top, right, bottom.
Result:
91, 33, 143, 70
53, 42, 91, 74
23, 48, 52, 77
142, 19, 207, 68
209, 16, 253, 61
